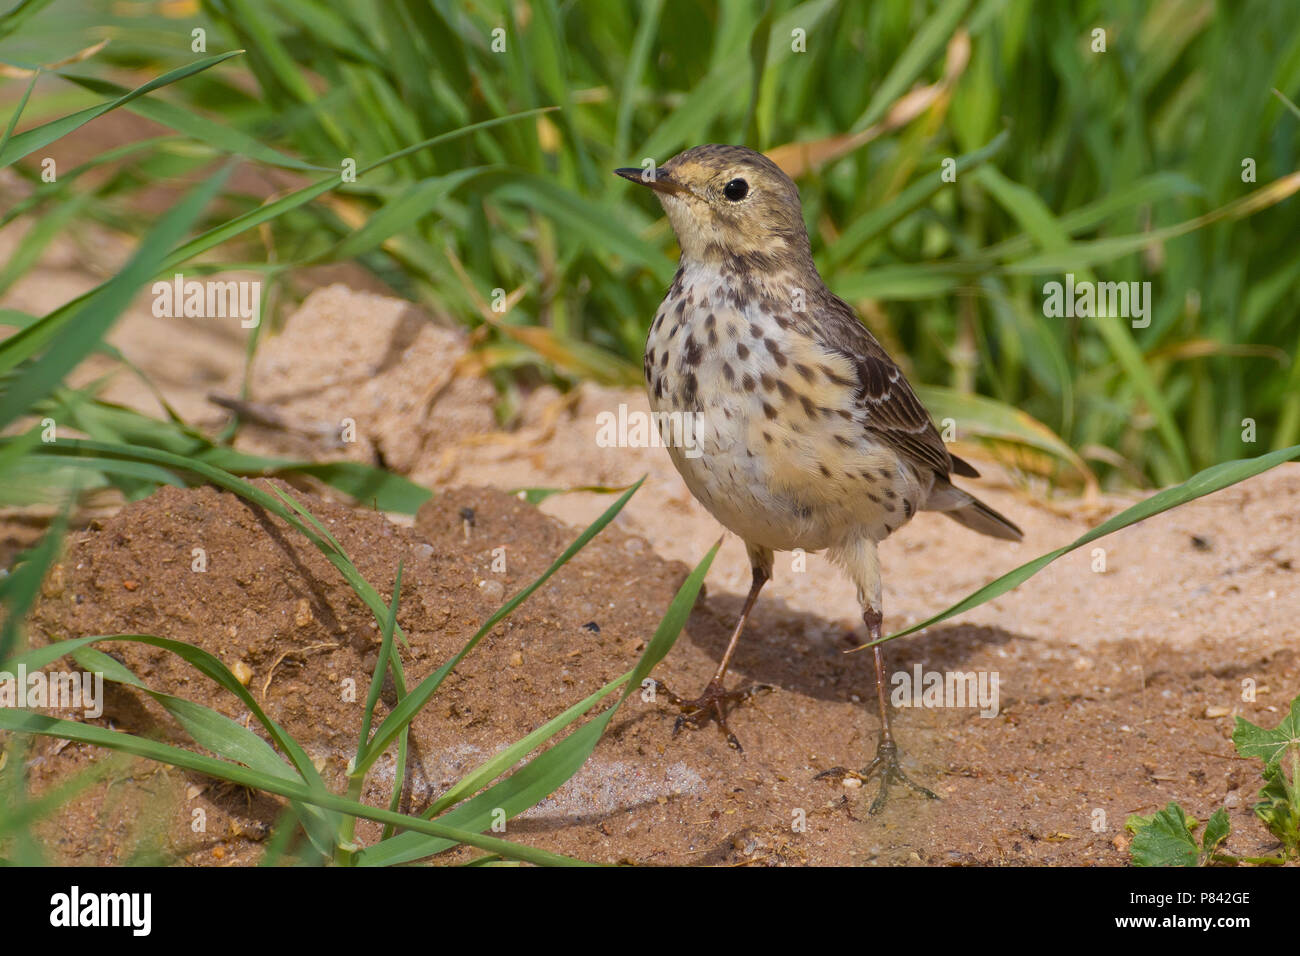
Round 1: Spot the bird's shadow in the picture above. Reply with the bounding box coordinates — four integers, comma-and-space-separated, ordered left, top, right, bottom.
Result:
675, 587, 1027, 704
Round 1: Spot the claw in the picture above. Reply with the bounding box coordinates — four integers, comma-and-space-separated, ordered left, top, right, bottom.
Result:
654, 678, 773, 752
817, 736, 937, 814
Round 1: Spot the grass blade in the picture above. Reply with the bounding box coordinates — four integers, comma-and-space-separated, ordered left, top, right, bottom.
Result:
352, 479, 646, 776
864, 444, 1300, 648
0, 52, 244, 168
358, 535, 720, 865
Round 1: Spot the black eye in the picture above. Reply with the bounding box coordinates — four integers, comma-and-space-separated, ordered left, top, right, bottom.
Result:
723, 178, 749, 201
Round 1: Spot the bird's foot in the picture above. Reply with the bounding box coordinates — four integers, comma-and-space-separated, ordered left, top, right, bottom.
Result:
815, 735, 938, 814
653, 678, 773, 752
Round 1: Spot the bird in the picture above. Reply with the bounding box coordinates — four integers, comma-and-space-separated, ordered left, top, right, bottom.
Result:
614, 144, 1022, 813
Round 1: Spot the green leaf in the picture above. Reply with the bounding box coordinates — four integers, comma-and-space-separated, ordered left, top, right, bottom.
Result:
422, 675, 628, 820
0, 189, 95, 298
0, 166, 230, 429
1235, 695, 1300, 858
1251, 752, 1300, 858
614, 0, 664, 160
509, 484, 633, 505
68, 644, 339, 855
851, 0, 971, 132
1232, 695, 1300, 773
353, 477, 646, 775
0, 69, 39, 166
0, 707, 583, 866
1128, 802, 1199, 867
1200, 807, 1231, 862
6, 633, 332, 798
495, 175, 673, 282
0, 52, 244, 168
23, 440, 410, 649
356, 563, 402, 762
25, 424, 433, 514
357, 534, 720, 866
0, 507, 67, 661
318, 168, 488, 262
59, 73, 329, 172
824, 130, 1009, 269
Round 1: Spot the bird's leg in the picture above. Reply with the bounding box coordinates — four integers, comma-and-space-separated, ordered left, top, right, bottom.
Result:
817, 608, 938, 813
655, 561, 773, 752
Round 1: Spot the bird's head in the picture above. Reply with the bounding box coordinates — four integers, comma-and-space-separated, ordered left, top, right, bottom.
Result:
615, 144, 812, 269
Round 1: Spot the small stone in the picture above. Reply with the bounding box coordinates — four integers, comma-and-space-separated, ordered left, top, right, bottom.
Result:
294, 598, 313, 628
1204, 705, 1231, 718
41, 563, 65, 598
231, 661, 253, 686
842, 777, 862, 789
509, 651, 524, 667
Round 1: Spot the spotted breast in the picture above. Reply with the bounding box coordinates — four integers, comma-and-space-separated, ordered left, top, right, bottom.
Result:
643, 262, 928, 554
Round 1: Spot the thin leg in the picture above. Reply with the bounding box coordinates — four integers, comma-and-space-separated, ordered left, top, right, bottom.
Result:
656, 550, 774, 751
712, 563, 766, 683
817, 609, 938, 813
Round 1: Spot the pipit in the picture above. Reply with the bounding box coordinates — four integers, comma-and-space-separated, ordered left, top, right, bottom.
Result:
615, 145, 1022, 813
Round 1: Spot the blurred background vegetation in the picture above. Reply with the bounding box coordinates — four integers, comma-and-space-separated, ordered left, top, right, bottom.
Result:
2, 0, 1299, 496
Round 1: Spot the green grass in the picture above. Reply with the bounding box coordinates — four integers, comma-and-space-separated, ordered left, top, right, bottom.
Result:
2, 0, 1300, 865
6, 0, 1297, 486
0, 468, 722, 865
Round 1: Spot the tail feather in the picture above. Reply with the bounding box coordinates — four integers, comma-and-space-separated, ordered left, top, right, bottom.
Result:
923, 478, 1022, 542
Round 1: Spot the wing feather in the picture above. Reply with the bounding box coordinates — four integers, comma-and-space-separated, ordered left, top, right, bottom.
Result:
815, 295, 956, 479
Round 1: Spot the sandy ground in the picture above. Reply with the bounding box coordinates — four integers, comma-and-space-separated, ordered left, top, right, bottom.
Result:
4, 271, 1298, 866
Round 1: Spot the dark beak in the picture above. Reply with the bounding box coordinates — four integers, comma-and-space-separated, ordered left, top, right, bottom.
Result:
613, 166, 689, 196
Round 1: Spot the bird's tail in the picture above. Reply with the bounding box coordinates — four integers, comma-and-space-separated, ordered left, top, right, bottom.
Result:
923, 478, 1022, 541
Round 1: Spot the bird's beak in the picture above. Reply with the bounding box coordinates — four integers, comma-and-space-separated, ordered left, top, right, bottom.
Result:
613, 166, 690, 197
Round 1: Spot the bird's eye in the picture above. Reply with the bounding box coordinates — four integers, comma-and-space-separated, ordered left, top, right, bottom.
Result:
722, 178, 749, 201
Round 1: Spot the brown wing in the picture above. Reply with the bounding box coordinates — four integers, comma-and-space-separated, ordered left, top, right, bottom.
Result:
815, 294, 973, 480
